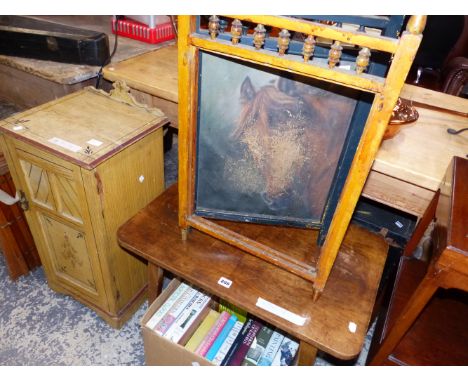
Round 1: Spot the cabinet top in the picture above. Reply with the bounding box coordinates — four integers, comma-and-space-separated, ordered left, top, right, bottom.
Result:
0, 87, 168, 170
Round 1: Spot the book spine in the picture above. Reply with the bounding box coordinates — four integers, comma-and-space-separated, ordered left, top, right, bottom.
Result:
178, 305, 211, 346
271, 336, 300, 366
257, 331, 285, 366
153, 287, 198, 335
220, 318, 253, 366
227, 319, 263, 366
222, 318, 263, 366
145, 283, 190, 330
241, 325, 274, 366
184, 310, 220, 352
195, 311, 231, 357
212, 321, 244, 366
218, 299, 248, 323
163, 292, 211, 343
205, 315, 238, 361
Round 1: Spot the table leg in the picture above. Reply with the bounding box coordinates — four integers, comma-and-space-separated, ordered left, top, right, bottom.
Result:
148, 263, 164, 303
298, 340, 318, 366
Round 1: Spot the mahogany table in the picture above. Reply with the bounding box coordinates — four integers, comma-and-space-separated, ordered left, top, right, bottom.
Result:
118, 184, 389, 365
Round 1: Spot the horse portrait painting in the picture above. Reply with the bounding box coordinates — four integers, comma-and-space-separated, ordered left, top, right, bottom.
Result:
195, 52, 358, 225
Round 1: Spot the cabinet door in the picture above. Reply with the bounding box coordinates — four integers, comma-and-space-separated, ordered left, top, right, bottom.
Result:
3, 138, 108, 309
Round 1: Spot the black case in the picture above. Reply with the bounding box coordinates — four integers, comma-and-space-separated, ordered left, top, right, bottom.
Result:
0, 16, 110, 66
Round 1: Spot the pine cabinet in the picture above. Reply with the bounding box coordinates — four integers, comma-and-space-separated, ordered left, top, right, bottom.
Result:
0, 86, 168, 328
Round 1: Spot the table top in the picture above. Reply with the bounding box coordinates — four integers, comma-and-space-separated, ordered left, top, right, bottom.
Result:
118, 184, 388, 360
0, 16, 172, 85
374, 86, 468, 192
103, 45, 178, 103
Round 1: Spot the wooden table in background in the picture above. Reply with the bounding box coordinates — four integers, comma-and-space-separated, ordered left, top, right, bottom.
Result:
118, 184, 389, 364
363, 85, 468, 218
103, 45, 178, 127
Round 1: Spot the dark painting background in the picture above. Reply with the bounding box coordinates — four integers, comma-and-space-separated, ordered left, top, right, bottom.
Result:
195, 51, 359, 225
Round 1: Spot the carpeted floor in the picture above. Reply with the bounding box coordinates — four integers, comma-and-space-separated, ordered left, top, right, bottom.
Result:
0, 107, 373, 365
0, 254, 148, 365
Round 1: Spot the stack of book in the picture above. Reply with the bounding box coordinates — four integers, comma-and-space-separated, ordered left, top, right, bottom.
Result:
146, 282, 299, 366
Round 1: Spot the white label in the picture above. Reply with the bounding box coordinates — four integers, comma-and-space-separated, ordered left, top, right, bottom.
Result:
256, 297, 307, 326
395, 220, 404, 229
217, 277, 232, 289
340, 65, 352, 70
13, 125, 24, 131
48, 137, 81, 153
87, 138, 103, 147
348, 321, 357, 333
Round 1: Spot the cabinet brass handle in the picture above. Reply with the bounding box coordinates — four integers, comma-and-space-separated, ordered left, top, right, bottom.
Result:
18, 190, 29, 211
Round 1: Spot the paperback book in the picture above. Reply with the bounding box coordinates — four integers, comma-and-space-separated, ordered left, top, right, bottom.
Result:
195, 311, 231, 356
205, 314, 238, 361
257, 331, 285, 366
271, 336, 300, 366
211, 320, 244, 366
153, 287, 198, 336
145, 282, 190, 330
185, 309, 220, 352
163, 291, 212, 345
222, 318, 263, 366
241, 325, 274, 366
218, 299, 248, 323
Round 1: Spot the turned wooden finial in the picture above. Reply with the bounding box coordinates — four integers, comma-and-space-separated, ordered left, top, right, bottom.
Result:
356, 47, 371, 74
277, 29, 291, 56
253, 24, 266, 50
406, 15, 427, 34
208, 15, 220, 39
231, 19, 243, 44
328, 41, 343, 68
302, 35, 316, 62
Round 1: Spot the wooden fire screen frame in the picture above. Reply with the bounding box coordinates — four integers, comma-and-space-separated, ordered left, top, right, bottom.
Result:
178, 15, 426, 295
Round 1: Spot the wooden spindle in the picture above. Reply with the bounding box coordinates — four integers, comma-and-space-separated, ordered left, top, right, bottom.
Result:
253, 24, 266, 50
208, 15, 220, 39
303, 35, 316, 62
328, 41, 343, 68
356, 47, 371, 74
219, 19, 228, 33
231, 19, 243, 44
277, 29, 291, 56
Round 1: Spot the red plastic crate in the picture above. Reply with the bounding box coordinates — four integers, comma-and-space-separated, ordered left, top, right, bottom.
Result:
111, 17, 175, 44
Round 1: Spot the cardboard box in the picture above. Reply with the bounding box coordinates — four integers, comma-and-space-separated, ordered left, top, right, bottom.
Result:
141, 279, 214, 366
141, 278, 301, 366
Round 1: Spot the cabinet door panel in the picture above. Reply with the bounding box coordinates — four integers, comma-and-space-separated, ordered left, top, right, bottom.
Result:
19, 159, 55, 210
4, 140, 108, 309
40, 212, 99, 295
50, 173, 83, 223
